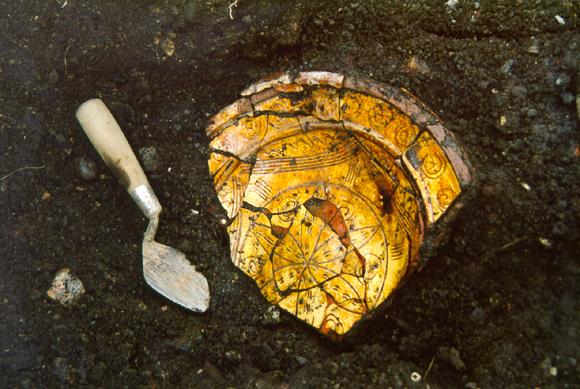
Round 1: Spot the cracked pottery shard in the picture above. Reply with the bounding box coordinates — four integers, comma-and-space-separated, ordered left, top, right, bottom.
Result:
206, 71, 472, 338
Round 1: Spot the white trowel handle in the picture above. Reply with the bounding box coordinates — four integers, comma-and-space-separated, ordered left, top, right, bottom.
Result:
76, 98, 161, 219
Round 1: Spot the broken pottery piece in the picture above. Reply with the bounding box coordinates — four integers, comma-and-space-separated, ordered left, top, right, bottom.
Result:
206, 71, 472, 337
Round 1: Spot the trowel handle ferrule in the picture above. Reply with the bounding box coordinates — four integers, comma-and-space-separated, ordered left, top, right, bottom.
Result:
76, 98, 161, 218
130, 184, 162, 219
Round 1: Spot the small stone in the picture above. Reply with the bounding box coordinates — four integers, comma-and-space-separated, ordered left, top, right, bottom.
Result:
295, 356, 307, 366
406, 56, 430, 75
563, 41, 580, 69
526, 108, 538, 118
551, 221, 568, 236
47, 268, 85, 306
538, 238, 552, 248
160, 35, 176, 57
527, 41, 540, 54
76, 157, 97, 181
445, 0, 458, 9
438, 346, 466, 371
136, 300, 147, 311
139, 146, 159, 172
521, 182, 531, 191
510, 85, 528, 100
225, 350, 241, 363
262, 305, 281, 325
555, 15, 565, 25
109, 101, 135, 128
549, 366, 558, 376
470, 307, 486, 322
560, 92, 575, 105
500, 59, 514, 75
555, 73, 571, 89
48, 69, 60, 85
497, 112, 520, 133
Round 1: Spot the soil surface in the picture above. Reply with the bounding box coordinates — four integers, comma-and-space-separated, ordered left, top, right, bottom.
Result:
1, 1, 579, 388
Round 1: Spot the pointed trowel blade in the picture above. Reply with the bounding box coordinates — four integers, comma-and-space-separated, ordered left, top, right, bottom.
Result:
142, 239, 210, 312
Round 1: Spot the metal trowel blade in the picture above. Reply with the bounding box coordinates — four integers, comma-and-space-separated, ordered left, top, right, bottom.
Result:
142, 239, 210, 312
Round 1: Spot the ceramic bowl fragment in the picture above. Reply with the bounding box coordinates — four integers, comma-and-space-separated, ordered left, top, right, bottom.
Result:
206, 71, 472, 337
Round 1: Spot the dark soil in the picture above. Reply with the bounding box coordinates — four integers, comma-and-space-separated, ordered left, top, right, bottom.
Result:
1, 1, 579, 388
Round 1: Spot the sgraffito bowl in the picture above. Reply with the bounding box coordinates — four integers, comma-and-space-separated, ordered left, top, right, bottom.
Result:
206, 71, 472, 337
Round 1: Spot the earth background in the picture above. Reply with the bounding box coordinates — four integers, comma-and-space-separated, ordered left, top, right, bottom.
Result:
1, 1, 579, 387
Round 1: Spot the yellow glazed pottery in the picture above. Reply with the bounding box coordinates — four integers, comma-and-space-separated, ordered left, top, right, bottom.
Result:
206, 72, 472, 337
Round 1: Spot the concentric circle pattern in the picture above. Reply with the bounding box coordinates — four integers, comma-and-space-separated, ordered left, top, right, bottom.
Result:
206, 72, 471, 337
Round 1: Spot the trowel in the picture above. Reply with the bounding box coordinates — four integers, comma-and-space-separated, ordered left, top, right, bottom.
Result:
76, 98, 210, 312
